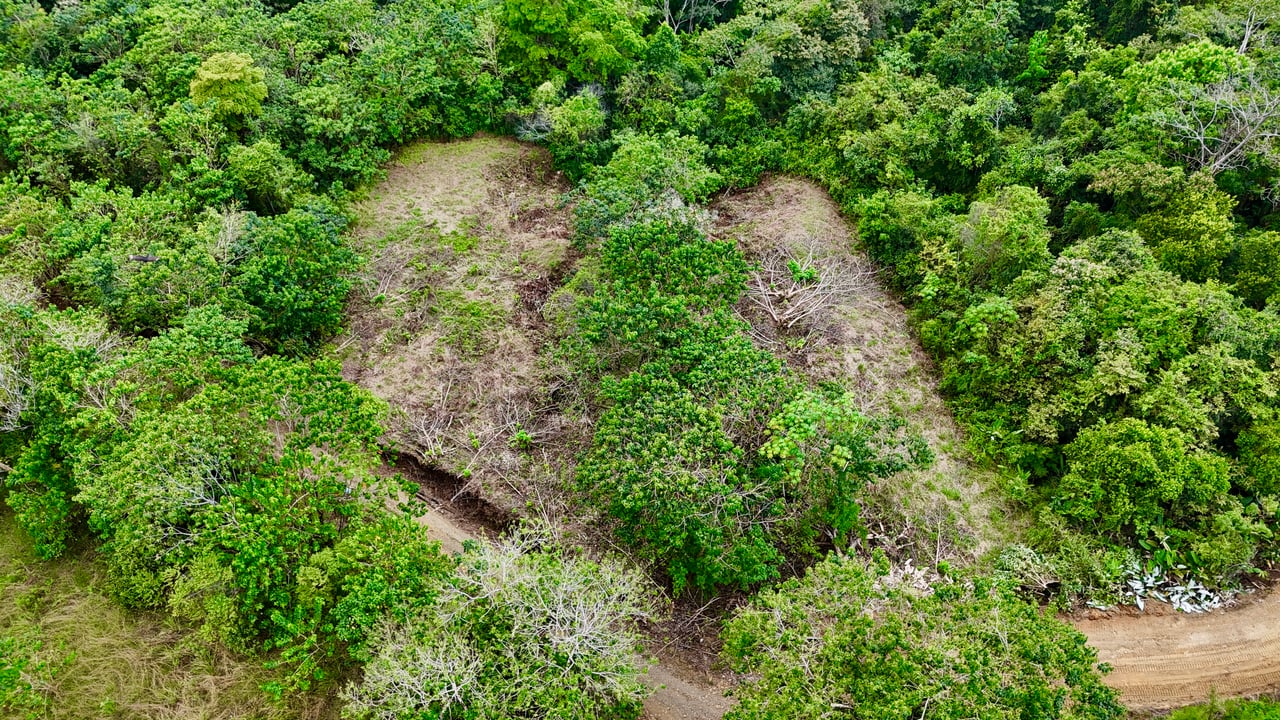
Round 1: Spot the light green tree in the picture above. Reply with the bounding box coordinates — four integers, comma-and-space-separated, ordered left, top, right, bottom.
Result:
189, 52, 268, 119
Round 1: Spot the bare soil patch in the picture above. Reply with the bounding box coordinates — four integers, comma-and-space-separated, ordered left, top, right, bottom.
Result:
1073, 589, 1280, 710
711, 176, 1014, 565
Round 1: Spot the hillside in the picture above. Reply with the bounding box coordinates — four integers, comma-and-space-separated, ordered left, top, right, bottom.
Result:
3, 0, 1279, 718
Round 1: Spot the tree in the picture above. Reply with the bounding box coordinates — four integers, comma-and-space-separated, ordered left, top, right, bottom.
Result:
1134, 172, 1236, 282
233, 201, 356, 354
500, 0, 645, 85
189, 52, 268, 120
958, 185, 1053, 291
723, 553, 1124, 720
1231, 230, 1280, 307
1157, 70, 1280, 175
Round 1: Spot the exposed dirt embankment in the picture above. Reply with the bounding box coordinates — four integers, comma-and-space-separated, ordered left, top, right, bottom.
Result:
1075, 592, 1280, 710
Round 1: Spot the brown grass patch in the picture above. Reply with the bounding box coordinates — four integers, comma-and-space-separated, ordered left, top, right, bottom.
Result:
0, 512, 337, 720
713, 176, 1017, 565
333, 136, 587, 514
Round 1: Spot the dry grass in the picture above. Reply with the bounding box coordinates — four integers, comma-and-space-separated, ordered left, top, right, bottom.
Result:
333, 136, 588, 513
713, 176, 1019, 565
0, 512, 339, 720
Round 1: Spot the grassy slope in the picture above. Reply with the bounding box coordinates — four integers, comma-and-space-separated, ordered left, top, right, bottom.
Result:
334, 136, 580, 511
0, 510, 338, 720
712, 176, 1021, 567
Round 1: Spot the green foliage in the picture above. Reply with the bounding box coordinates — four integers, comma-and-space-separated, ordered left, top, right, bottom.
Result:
3, 304, 407, 668
1055, 419, 1237, 546
783, 67, 1005, 196
575, 130, 721, 237
500, 0, 645, 85
1232, 231, 1280, 307
341, 526, 653, 720
0, 635, 59, 720
189, 52, 268, 120
861, 173, 1278, 588
236, 201, 356, 354
1239, 420, 1280, 496
722, 553, 1124, 720
1133, 172, 1236, 282
956, 185, 1053, 291
432, 291, 504, 358
226, 140, 311, 213
518, 82, 612, 179
569, 215, 928, 592
1169, 699, 1280, 720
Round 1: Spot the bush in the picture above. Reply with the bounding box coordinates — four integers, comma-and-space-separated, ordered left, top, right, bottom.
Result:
569, 215, 928, 592
1052, 418, 1269, 579
341, 525, 653, 720
722, 553, 1124, 720
234, 201, 356, 354
574, 131, 721, 238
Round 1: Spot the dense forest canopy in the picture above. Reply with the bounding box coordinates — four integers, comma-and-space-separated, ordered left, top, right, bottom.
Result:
1, 0, 1278, 716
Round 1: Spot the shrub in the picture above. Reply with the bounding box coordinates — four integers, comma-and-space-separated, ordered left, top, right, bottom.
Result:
341, 526, 653, 720
234, 201, 356, 354
722, 553, 1124, 720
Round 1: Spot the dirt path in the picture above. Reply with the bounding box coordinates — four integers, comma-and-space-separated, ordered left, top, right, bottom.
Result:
640, 665, 731, 720
1074, 592, 1280, 710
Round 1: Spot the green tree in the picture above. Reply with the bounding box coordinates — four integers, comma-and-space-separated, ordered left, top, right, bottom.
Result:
501, 0, 645, 85
1134, 172, 1236, 283
723, 554, 1124, 720
1232, 230, 1280, 307
233, 202, 356, 354
189, 52, 268, 120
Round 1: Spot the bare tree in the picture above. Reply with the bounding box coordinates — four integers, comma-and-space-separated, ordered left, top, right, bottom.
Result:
1159, 71, 1280, 175
662, 0, 733, 33
1236, 5, 1273, 53
0, 359, 31, 434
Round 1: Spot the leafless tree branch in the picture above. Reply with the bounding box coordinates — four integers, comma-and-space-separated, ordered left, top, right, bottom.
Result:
1158, 71, 1280, 174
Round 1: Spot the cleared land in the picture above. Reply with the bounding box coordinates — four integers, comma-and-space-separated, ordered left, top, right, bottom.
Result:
1075, 593, 1280, 711
337, 136, 583, 511
347, 140, 1280, 718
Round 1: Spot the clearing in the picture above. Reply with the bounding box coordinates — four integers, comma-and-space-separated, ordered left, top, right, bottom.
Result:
340, 136, 731, 720
336, 135, 584, 512
346, 139, 1280, 719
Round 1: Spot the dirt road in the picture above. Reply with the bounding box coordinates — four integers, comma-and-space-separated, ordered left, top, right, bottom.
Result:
1075, 592, 1280, 710
640, 665, 730, 720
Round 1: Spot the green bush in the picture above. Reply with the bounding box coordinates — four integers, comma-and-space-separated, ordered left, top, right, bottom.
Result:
234, 201, 356, 354
722, 553, 1124, 720
570, 215, 929, 592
